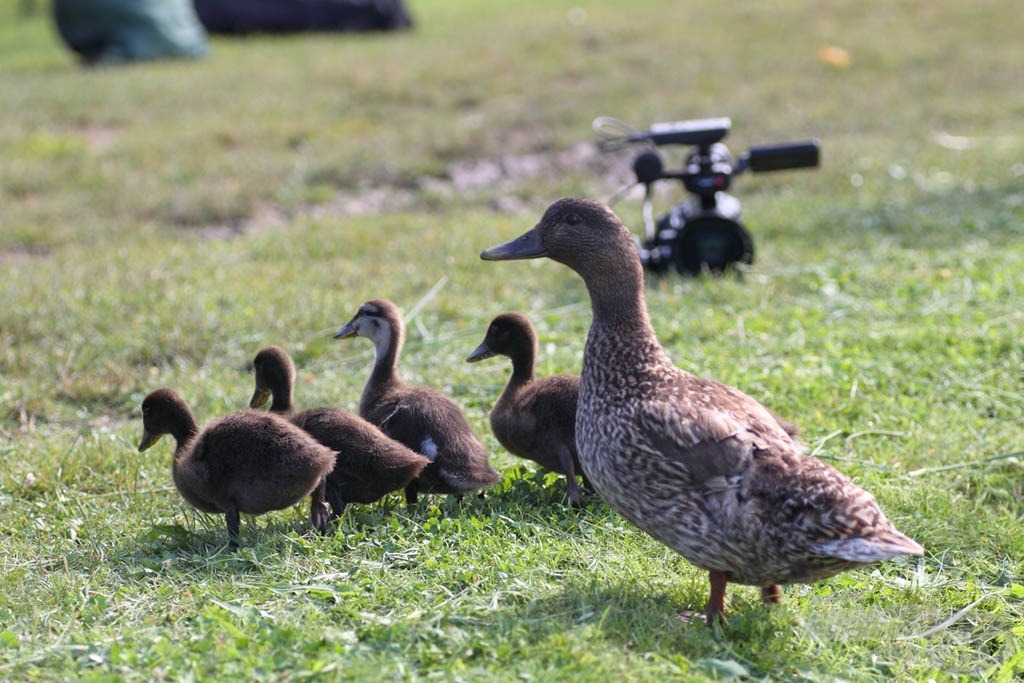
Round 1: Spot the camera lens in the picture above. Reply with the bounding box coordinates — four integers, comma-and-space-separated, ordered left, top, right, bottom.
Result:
674, 216, 753, 276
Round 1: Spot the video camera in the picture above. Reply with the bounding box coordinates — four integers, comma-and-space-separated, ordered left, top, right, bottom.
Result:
595, 116, 820, 276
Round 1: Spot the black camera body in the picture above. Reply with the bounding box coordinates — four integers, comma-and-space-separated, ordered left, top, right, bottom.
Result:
597, 117, 820, 276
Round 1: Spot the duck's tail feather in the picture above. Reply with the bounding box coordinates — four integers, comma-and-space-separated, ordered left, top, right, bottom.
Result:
811, 528, 924, 564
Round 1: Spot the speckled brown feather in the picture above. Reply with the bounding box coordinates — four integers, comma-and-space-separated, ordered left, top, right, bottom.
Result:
482, 197, 923, 619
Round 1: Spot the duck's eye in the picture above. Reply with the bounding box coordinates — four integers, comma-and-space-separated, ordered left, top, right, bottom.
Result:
564, 213, 582, 226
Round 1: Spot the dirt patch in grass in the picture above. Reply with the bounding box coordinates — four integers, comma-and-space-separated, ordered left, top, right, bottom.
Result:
195, 142, 632, 239
0, 243, 53, 263
80, 124, 121, 154
0, 142, 632, 254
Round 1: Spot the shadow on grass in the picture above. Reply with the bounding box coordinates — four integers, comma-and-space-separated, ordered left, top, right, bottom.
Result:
401, 575, 810, 680
86, 465, 591, 565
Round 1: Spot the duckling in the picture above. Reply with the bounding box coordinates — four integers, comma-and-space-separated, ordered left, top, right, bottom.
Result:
137, 387, 336, 549
466, 312, 591, 506
333, 299, 501, 504
249, 345, 430, 517
481, 197, 923, 623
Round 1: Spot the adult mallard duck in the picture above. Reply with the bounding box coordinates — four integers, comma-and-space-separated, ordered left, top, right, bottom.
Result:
138, 387, 336, 549
333, 299, 501, 504
481, 197, 923, 623
249, 345, 429, 519
466, 312, 590, 506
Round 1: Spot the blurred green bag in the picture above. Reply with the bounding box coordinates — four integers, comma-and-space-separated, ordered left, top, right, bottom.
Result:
54, 0, 208, 64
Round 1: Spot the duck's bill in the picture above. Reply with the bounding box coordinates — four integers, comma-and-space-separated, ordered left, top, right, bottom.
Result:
333, 321, 356, 339
480, 227, 546, 260
138, 430, 160, 452
249, 388, 271, 409
465, 343, 494, 363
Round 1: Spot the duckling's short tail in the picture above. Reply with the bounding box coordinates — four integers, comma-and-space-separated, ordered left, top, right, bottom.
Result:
811, 528, 924, 564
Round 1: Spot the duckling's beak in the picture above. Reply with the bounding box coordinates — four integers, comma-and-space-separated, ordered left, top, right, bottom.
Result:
480, 226, 546, 260
333, 321, 357, 339
466, 342, 494, 363
249, 387, 271, 409
137, 430, 161, 452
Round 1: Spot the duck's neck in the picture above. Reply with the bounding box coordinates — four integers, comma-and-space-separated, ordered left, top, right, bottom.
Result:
495, 347, 535, 408
586, 263, 657, 338
582, 264, 667, 371
171, 411, 201, 460
270, 385, 293, 413
364, 323, 403, 403
507, 342, 536, 387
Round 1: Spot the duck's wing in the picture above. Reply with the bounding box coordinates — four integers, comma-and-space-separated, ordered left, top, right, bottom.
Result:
639, 387, 922, 561
373, 402, 434, 459
376, 393, 471, 461
636, 377, 795, 490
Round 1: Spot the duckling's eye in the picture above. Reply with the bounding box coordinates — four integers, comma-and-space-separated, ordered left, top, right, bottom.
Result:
564, 213, 581, 226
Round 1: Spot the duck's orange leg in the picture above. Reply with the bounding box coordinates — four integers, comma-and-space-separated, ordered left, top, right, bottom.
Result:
706, 570, 731, 624
761, 584, 782, 604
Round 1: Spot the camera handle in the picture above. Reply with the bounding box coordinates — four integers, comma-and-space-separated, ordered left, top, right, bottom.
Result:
631, 150, 665, 243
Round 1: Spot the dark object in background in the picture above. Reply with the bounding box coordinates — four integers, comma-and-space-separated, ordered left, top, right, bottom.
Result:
53, 0, 208, 64
193, 0, 413, 34
595, 117, 820, 277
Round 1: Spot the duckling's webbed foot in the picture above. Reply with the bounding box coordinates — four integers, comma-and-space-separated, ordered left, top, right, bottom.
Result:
572, 490, 589, 508
404, 481, 419, 506
579, 470, 595, 496
310, 479, 330, 534
566, 477, 587, 507
558, 447, 587, 507
324, 483, 346, 522
225, 507, 241, 551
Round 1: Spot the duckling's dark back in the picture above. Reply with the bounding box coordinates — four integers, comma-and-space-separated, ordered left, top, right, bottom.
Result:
184, 411, 336, 516
375, 387, 486, 462
470, 312, 580, 475
491, 374, 578, 466
291, 407, 429, 504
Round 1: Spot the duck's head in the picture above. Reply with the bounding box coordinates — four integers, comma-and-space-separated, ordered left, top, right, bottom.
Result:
250, 345, 294, 409
480, 197, 641, 283
138, 387, 194, 452
466, 312, 535, 363
333, 299, 403, 350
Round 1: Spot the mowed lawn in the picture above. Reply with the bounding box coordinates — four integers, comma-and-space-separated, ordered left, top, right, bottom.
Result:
1, 1, 1023, 680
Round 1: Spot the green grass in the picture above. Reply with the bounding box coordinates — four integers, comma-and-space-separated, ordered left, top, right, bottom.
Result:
2, 0, 1023, 680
